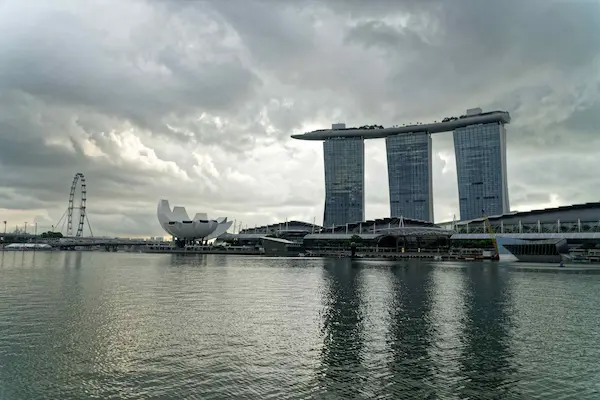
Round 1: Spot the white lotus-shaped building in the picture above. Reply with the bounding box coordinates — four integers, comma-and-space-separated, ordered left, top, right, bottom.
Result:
157, 199, 233, 240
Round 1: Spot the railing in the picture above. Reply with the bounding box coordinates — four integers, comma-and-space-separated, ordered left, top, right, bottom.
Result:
454, 220, 600, 234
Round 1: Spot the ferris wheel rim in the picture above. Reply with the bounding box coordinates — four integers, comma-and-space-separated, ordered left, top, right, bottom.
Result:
67, 173, 87, 237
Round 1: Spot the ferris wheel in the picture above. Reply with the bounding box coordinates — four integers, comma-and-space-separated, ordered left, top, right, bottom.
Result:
55, 173, 94, 237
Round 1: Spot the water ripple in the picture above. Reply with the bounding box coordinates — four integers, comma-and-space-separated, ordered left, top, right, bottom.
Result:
1, 253, 599, 399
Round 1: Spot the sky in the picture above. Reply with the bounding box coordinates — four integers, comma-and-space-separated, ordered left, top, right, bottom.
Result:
1, 0, 599, 238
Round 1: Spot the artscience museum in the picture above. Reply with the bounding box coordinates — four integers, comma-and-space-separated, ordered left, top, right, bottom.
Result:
157, 199, 233, 241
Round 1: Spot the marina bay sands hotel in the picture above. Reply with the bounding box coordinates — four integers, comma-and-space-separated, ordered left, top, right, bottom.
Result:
292, 108, 510, 227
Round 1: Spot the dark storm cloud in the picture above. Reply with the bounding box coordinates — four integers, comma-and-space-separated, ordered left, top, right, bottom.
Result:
1, 0, 599, 235
341, 0, 600, 119
0, 1, 260, 144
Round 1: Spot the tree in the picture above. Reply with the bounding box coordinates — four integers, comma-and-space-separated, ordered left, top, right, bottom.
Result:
40, 231, 63, 239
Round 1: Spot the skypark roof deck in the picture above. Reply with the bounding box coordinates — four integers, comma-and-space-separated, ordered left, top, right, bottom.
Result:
291, 110, 510, 141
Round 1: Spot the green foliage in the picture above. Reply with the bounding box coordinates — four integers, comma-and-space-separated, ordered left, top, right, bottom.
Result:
40, 231, 63, 238
350, 234, 362, 243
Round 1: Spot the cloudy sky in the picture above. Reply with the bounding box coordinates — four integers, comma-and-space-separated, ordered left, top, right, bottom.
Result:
1, 0, 599, 237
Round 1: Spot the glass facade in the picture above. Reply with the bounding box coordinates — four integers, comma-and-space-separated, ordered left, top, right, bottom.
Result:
386, 132, 433, 221
453, 122, 510, 220
323, 137, 365, 227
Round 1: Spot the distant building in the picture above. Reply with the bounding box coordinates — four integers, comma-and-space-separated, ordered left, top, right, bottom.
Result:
446, 202, 600, 259
156, 199, 232, 240
292, 108, 512, 223
449, 202, 600, 237
386, 132, 433, 221
216, 217, 452, 255
303, 216, 452, 253
453, 122, 509, 220
261, 237, 304, 257
216, 220, 322, 247
322, 135, 365, 227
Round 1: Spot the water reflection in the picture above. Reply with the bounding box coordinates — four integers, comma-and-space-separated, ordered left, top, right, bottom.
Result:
62, 251, 83, 269
385, 264, 436, 398
169, 253, 209, 267
459, 266, 518, 398
318, 259, 366, 398
2, 255, 599, 399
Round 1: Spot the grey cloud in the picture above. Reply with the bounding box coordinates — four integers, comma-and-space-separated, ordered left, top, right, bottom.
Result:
209, 0, 316, 64
1, 0, 600, 236
338, 0, 600, 68
562, 101, 600, 134
344, 20, 427, 51
1, 2, 261, 145
341, 0, 600, 121
509, 190, 563, 208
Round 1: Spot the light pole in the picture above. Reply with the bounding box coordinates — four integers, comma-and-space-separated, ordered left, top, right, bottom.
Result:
3, 221, 6, 235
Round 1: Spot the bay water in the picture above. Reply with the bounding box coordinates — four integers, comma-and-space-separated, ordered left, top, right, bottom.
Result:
1, 252, 599, 399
